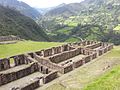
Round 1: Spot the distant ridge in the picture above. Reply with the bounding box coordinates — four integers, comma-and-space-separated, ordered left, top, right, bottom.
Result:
0, 0, 41, 19
0, 5, 50, 41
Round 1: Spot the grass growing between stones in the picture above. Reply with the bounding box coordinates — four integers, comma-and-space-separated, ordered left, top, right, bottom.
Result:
45, 46, 120, 90
0, 41, 63, 58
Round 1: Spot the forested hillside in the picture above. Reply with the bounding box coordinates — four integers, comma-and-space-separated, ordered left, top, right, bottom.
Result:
0, 5, 50, 41
0, 0, 41, 19
37, 0, 120, 45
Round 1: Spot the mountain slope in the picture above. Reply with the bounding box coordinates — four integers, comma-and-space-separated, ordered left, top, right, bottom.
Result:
0, 0, 41, 19
46, 0, 120, 17
45, 3, 83, 17
38, 0, 120, 45
0, 5, 50, 41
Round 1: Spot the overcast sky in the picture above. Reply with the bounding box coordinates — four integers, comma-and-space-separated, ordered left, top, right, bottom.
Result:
18, 0, 83, 8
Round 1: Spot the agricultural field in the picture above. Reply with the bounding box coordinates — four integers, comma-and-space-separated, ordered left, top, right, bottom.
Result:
56, 27, 73, 35
65, 37, 80, 42
114, 24, 120, 32
0, 41, 63, 58
39, 46, 120, 90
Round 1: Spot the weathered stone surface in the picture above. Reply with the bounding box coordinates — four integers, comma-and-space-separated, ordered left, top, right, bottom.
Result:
73, 59, 83, 68
43, 71, 58, 84
0, 62, 39, 86
19, 79, 40, 90
0, 35, 21, 42
13, 55, 26, 66
0, 58, 10, 71
63, 64, 73, 74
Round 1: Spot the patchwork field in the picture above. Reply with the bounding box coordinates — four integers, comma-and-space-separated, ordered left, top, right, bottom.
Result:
0, 41, 63, 58
38, 46, 120, 90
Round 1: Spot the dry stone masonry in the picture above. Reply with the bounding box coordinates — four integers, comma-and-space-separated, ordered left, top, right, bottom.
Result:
0, 35, 21, 44
0, 35, 21, 42
0, 40, 113, 90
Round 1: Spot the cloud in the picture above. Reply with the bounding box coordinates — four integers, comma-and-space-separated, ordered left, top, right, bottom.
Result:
18, 0, 83, 8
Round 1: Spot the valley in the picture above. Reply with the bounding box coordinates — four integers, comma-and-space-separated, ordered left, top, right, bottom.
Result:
37, 0, 120, 45
0, 0, 120, 90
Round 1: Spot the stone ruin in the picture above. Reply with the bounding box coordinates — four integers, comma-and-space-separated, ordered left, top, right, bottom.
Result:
0, 35, 21, 44
0, 40, 113, 90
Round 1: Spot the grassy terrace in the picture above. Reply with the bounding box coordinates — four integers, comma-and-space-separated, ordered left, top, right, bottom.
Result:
0, 41, 63, 58
114, 24, 120, 31
84, 46, 120, 90
84, 65, 120, 90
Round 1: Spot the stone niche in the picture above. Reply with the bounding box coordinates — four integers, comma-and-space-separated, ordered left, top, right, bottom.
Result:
43, 49, 53, 57
52, 46, 62, 54
0, 58, 10, 71
12, 54, 27, 66
38, 64, 50, 74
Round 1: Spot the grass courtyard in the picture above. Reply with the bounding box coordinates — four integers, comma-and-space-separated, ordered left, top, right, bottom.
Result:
0, 41, 63, 58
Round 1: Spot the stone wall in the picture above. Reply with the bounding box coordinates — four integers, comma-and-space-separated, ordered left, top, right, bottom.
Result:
43, 71, 58, 84
85, 42, 102, 49
0, 62, 39, 86
62, 64, 73, 74
18, 79, 40, 90
34, 54, 62, 72
73, 59, 84, 68
84, 55, 91, 63
38, 63, 50, 74
0, 35, 21, 42
49, 48, 81, 63
12, 54, 26, 66
0, 58, 10, 71
52, 46, 62, 54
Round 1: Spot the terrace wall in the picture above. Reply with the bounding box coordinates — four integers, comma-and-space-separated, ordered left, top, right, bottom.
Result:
0, 62, 38, 86
0, 58, 10, 71
0, 35, 20, 42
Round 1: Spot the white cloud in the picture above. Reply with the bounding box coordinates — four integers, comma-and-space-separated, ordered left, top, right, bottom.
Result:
18, 0, 83, 8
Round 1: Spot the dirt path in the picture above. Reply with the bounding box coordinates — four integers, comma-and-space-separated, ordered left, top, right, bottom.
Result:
36, 51, 120, 90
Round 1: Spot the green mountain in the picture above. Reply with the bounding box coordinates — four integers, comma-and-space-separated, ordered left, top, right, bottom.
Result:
37, 0, 120, 45
0, 5, 50, 41
0, 0, 41, 19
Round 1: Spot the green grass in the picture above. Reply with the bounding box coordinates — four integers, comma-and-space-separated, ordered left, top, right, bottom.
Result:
114, 24, 120, 31
0, 41, 63, 58
65, 37, 80, 42
64, 20, 78, 27
83, 46, 120, 90
84, 65, 120, 90
56, 27, 73, 35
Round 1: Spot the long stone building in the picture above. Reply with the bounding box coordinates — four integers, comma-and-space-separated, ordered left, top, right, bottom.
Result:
0, 40, 113, 90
